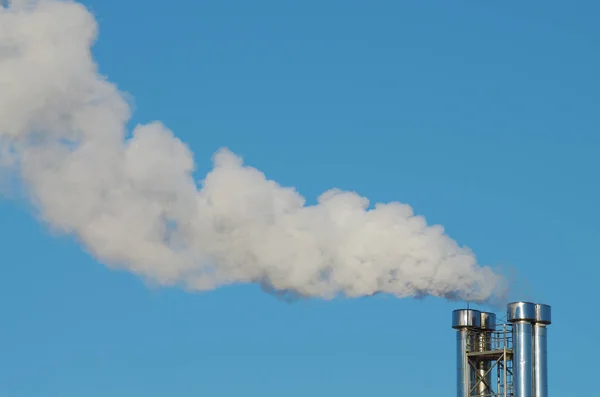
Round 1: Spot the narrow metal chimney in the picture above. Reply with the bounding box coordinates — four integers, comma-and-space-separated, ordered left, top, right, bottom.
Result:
507, 301, 536, 397
533, 304, 551, 397
452, 309, 481, 397
477, 312, 496, 397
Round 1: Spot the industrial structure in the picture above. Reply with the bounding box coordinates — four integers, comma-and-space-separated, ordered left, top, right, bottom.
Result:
452, 301, 551, 397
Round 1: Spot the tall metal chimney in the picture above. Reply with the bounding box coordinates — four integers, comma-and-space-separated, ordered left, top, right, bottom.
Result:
507, 301, 536, 397
533, 304, 551, 397
477, 312, 496, 397
452, 309, 481, 397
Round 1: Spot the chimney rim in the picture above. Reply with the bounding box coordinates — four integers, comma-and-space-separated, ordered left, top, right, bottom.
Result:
535, 303, 552, 325
507, 301, 537, 323
452, 308, 482, 329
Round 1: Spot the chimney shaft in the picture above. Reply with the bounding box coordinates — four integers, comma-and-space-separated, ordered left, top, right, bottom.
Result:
533, 304, 551, 397
477, 312, 496, 397
452, 309, 481, 397
507, 301, 536, 397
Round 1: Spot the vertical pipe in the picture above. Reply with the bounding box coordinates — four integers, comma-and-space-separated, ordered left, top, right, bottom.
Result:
477, 332, 493, 396
503, 324, 507, 397
453, 309, 481, 397
457, 328, 469, 397
513, 321, 533, 397
533, 325, 547, 397
507, 302, 536, 397
477, 331, 490, 396
533, 304, 551, 397
478, 312, 496, 397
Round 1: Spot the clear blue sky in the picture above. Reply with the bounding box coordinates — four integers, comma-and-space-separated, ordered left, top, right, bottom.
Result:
1, 0, 599, 395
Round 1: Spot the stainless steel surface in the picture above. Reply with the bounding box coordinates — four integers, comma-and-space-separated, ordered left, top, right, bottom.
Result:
480, 312, 496, 331
533, 324, 548, 397
452, 309, 482, 329
457, 328, 470, 397
477, 312, 495, 396
507, 301, 537, 322
533, 304, 550, 397
534, 304, 551, 325
452, 309, 515, 397
513, 321, 533, 397
454, 309, 483, 397
477, 331, 493, 396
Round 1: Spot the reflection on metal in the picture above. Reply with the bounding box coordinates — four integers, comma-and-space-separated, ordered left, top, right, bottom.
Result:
478, 312, 496, 397
512, 320, 533, 397
457, 327, 470, 397
452, 302, 552, 397
453, 309, 482, 329
533, 304, 551, 397
508, 301, 536, 397
507, 301, 536, 323
453, 310, 481, 397
533, 325, 548, 397
452, 310, 512, 397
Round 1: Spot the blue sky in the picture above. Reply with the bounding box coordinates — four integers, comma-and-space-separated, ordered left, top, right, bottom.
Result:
1, 0, 599, 395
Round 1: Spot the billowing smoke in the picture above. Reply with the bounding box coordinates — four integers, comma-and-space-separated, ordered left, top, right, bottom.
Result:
0, 0, 507, 303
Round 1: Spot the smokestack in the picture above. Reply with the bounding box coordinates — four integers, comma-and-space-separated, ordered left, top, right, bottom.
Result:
453, 302, 552, 397
533, 304, 551, 397
477, 312, 496, 397
507, 301, 536, 397
452, 309, 481, 397
0, 0, 507, 303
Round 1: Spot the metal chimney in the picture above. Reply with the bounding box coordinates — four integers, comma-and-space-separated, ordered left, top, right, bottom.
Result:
507, 301, 536, 397
452, 309, 481, 397
533, 304, 551, 397
452, 302, 551, 397
477, 312, 496, 397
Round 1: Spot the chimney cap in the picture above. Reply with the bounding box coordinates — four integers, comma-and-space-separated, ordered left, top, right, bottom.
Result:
535, 303, 552, 325
452, 309, 481, 329
507, 301, 537, 322
480, 312, 496, 330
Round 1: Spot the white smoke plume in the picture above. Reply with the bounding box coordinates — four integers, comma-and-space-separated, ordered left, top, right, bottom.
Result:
0, 0, 507, 303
